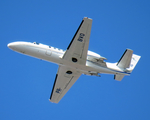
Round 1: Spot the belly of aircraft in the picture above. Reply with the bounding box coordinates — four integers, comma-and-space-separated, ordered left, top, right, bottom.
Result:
16, 45, 117, 75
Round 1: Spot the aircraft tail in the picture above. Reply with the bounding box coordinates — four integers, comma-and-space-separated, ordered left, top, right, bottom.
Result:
114, 49, 141, 81
114, 74, 125, 81
117, 49, 133, 69
126, 54, 141, 71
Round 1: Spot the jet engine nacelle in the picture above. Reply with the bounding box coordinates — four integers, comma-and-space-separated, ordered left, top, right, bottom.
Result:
87, 51, 107, 62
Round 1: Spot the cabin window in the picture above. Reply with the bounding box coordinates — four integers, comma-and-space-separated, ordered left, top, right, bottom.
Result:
33, 42, 39, 45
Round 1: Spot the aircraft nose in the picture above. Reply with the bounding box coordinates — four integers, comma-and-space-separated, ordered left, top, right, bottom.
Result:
7, 42, 16, 50
7, 42, 27, 53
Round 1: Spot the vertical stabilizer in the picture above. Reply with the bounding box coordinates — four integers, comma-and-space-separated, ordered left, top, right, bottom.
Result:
115, 49, 141, 81
117, 49, 133, 69
127, 54, 141, 71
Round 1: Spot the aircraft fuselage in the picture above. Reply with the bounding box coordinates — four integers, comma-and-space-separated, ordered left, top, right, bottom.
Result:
8, 41, 129, 76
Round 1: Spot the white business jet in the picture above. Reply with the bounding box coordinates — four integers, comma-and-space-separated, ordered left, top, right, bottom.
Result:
8, 17, 141, 103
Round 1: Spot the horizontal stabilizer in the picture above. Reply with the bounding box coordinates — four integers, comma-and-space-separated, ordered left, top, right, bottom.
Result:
114, 74, 125, 81
117, 49, 133, 69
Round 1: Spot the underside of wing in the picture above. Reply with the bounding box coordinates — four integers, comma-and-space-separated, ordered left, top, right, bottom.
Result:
50, 65, 82, 103
63, 17, 92, 65
50, 17, 92, 103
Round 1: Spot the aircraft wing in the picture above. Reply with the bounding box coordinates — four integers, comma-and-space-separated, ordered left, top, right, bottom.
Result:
50, 17, 92, 103
50, 65, 82, 103
63, 17, 92, 65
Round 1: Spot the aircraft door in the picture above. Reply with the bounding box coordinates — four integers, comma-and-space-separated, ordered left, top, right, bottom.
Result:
45, 49, 52, 56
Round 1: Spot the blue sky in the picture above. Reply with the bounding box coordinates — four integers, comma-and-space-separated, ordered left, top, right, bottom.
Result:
1, 0, 150, 120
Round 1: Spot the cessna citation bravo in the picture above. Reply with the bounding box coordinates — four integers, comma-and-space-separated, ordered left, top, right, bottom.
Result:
8, 17, 141, 103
